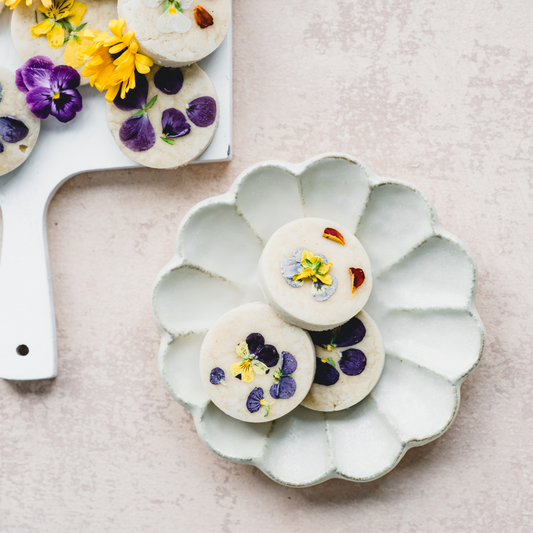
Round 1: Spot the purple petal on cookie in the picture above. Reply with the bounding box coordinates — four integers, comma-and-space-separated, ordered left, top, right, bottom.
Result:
0, 81, 3, 102
281, 256, 303, 288
246, 387, 264, 413
0, 139, 3, 153
113, 73, 149, 111
50, 89, 83, 123
186, 96, 217, 127
314, 358, 340, 386
339, 349, 367, 376
0, 116, 29, 143
15, 69, 28, 94
209, 367, 225, 385
50, 65, 81, 92
311, 275, 337, 302
256, 344, 279, 368
246, 333, 264, 355
154, 67, 184, 95
308, 329, 333, 349
19, 56, 54, 91
162, 108, 191, 138
270, 376, 296, 400
119, 113, 155, 152
335, 316, 366, 347
280, 351, 297, 375
26, 87, 53, 119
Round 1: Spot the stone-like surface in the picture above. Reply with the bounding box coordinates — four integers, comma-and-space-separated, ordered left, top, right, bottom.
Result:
0, 0, 531, 531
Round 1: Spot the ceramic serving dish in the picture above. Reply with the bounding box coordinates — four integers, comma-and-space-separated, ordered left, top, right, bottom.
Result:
151, 154, 485, 487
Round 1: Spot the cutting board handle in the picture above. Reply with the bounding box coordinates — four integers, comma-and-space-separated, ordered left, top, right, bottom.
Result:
0, 200, 57, 380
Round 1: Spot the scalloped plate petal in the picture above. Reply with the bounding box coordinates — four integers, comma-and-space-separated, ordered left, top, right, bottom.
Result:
151, 154, 485, 487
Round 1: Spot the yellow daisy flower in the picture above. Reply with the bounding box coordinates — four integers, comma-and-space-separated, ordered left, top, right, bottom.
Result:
31, 0, 86, 50
80, 19, 153, 102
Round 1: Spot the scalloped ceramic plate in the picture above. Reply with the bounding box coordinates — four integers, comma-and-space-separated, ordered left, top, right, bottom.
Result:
151, 154, 485, 487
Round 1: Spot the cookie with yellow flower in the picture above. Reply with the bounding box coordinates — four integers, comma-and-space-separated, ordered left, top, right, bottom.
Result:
11, 0, 118, 85
258, 218, 373, 332
200, 303, 316, 423
105, 62, 219, 168
117, 0, 231, 67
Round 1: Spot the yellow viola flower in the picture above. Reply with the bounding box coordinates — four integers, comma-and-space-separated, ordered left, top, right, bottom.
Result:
293, 250, 333, 286
230, 340, 269, 383
80, 19, 153, 102
3, 0, 34, 10
31, 0, 87, 50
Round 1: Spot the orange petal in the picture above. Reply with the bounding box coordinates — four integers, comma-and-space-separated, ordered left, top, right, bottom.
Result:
194, 6, 214, 28
323, 227, 345, 246
349, 268, 365, 295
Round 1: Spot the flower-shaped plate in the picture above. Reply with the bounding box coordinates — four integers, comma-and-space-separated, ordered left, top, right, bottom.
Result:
151, 154, 485, 487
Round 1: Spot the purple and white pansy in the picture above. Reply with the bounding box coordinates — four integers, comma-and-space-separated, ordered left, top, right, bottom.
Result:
0, 82, 29, 154
16, 56, 82, 124
309, 315, 368, 386
114, 67, 217, 151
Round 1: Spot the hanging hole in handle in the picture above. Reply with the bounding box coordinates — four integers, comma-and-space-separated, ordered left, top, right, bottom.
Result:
16, 345, 29, 356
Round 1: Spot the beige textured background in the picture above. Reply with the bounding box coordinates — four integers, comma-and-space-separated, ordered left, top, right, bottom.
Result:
1, 0, 532, 531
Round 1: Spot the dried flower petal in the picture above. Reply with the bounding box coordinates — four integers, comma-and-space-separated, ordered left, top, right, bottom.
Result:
246, 387, 264, 413
339, 349, 367, 376
311, 275, 338, 302
350, 267, 365, 294
0, 117, 29, 144
113, 72, 148, 111
270, 376, 296, 400
255, 344, 279, 368
280, 351, 297, 375
194, 5, 214, 28
314, 358, 340, 386
119, 113, 155, 152
161, 108, 191, 139
322, 227, 345, 245
154, 67, 184, 95
209, 367, 225, 385
245, 333, 264, 355
309, 315, 366, 349
186, 96, 217, 127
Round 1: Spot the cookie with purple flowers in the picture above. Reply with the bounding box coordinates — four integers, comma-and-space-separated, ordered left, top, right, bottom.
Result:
258, 218, 373, 332
118, 0, 231, 67
199, 302, 316, 423
301, 310, 385, 412
0, 67, 40, 177
11, 0, 118, 86
106, 64, 218, 168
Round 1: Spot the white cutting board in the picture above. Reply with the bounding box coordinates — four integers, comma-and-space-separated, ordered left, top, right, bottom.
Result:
0, 8, 232, 380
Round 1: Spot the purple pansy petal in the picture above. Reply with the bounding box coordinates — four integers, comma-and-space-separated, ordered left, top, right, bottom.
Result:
0, 139, 3, 153
309, 329, 332, 349
245, 333, 264, 355
50, 65, 81, 92
0, 116, 29, 143
281, 256, 303, 288
15, 69, 28, 94
256, 344, 280, 368
186, 96, 217, 127
311, 275, 337, 302
26, 87, 53, 119
119, 113, 156, 152
114, 72, 148, 111
280, 351, 297, 375
20, 56, 54, 92
154, 67, 184, 95
335, 316, 366, 347
339, 349, 367, 376
162, 108, 191, 138
314, 358, 340, 386
270, 376, 296, 400
246, 387, 264, 413
50, 89, 82, 123
209, 367, 225, 385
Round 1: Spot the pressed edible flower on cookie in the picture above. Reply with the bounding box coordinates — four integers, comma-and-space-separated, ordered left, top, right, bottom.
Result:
246, 387, 274, 417
209, 367, 226, 386
281, 247, 338, 302
269, 351, 297, 400
0, 82, 29, 154
16, 56, 82, 123
310, 315, 368, 386
80, 19, 153, 102
2, 0, 34, 10
230, 333, 279, 383
143, 0, 193, 34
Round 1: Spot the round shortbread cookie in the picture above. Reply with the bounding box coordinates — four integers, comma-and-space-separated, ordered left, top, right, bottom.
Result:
106, 63, 218, 168
118, 0, 231, 67
301, 310, 385, 412
11, 0, 118, 86
0, 66, 40, 177
200, 302, 316, 423
258, 218, 373, 332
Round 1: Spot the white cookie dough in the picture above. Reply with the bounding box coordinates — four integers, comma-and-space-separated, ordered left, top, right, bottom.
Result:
106, 63, 218, 168
200, 302, 316, 424
301, 310, 385, 412
118, 0, 231, 67
258, 218, 373, 332
11, 0, 118, 86
0, 66, 40, 177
